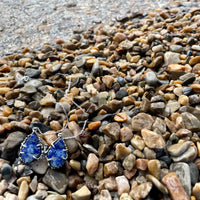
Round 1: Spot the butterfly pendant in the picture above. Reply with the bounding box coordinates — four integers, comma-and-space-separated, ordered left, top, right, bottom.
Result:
19, 129, 68, 168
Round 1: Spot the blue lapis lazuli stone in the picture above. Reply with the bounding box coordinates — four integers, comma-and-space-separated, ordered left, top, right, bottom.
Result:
20, 132, 42, 164
47, 137, 67, 168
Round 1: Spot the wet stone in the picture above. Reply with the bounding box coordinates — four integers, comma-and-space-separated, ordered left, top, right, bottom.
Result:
170, 162, 191, 196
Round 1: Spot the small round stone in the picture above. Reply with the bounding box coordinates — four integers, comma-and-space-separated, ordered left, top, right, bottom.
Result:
1, 163, 13, 180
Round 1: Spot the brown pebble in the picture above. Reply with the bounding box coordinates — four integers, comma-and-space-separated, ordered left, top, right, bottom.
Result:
130, 182, 152, 200
131, 113, 154, 132
98, 144, 110, 158
71, 185, 91, 200
88, 121, 101, 130
114, 112, 128, 122
18, 181, 29, 200
162, 172, 189, 200
102, 122, 120, 141
115, 143, 131, 160
3, 107, 12, 117
40, 93, 56, 106
135, 159, 148, 171
120, 126, 133, 142
86, 153, 99, 176
104, 161, 118, 177
148, 159, 161, 180
102, 75, 115, 89
50, 120, 62, 131
168, 64, 185, 71
189, 56, 200, 65
192, 183, 200, 200
113, 32, 126, 43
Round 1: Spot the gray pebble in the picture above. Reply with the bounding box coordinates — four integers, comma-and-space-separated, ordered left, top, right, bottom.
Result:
1, 163, 13, 180
145, 71, 158, 86
179, 73, 195, 85
25, 68, 41, 78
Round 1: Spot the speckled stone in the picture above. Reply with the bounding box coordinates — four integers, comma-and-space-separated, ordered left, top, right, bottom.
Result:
102, 122, 120, 141
116, 175, 130, 195
86, 153, 99, 176
115, 143, 131, 160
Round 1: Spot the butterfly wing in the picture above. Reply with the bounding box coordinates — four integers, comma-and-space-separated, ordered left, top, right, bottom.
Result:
20, 131, 42, 164
46, 137, 68, 168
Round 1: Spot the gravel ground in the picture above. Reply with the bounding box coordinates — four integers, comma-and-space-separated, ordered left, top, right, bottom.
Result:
0, 0, 198, 57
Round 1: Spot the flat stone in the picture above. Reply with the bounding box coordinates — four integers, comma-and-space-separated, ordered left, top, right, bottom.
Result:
192, 45, 200, 51
20, 85, 37, 94
152, 45, 163, 52
189, 56, 200, 65
171, 144, 197, 163
0, 131, 26, 162
102, 122, 120, 141
31, 157, 48, 175
181, 112, 200, 131
29, 176, 37, 193
40, 93, 56, 106
42, 169, 68, 194
179, 73, 195, 85
102, 75, 115, 89
170, 45, 183, 53
141, 129, 165, 149
148, 56, 163, 68
170, 162, 191, 196
167, 141, 191, 157
152, 117, 166, 134
71, 185, 91, 200
116, 175, 130, 195
130, 182, 152, 200
25, 68, 41, 78
35, 190, 48, 199
150, 102, 165, 114
99, 177, 118, 191
166, 101, 180, 114
164, 52, 181, 65
86, 153, 99, 176
146, 174, 168, 194
50, 63, 62, 73
45, 195, 65, 200
18, 180, 29, 200
162, 172, 189, 200
25, 80, 42, 88
116, 89, 128, 100
131, 113, 154, 132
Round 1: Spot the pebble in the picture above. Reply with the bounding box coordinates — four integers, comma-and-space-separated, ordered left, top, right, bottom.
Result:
115, 143, 131, 160
135, 159, 148, 171
192, 183, 200, 200
20, 85, 37, 94
1, 163, 13, 180
130, 182, 152, 200
29, 176, 37, 193
146, 174, 168, 194
141, 129, 165, 149
99, 190, 112, 200
86, 153, 99, 176
114, 112, 128, 122
35, 190, 48, 199
189, 163, 199, 185
162, 172, 189, 200
148, 159, 161, 180
170, 45, 183, 53
102, 122, 120, 141
31, 158, 48, 175
25, 68, 41, 78
179, 73, 195, 85
145, 71, 158, 86
116, 89, 128, 100
182, 112, 200, 131
71, 185, 91, 200
18, 180, 29, 200
119, 193, 133, 200
191, 45, 200, 51
40, 93, 56, 106
189, 56, 200, 65
42, 169, 68, 194
170, 162, 191, 196
164, 52, 181, 65
102, 75, 115, 89
116, 175, 130, 195
167, 141, 191, 157
120, 127, 133, 142
0, 180, 8, 195
104, 161, 118, 177
131, 135, 145, 151
131, 113, 154, 132
122, 154, 136, 171
45, 195, 65, 200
